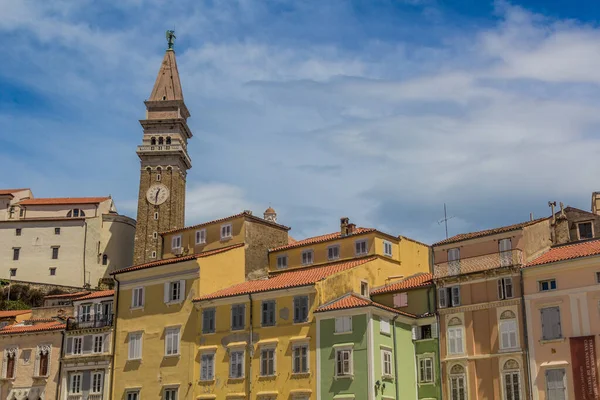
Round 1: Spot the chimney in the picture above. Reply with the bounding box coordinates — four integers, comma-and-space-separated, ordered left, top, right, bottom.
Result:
548, 201, 557, 225
340, 217, 349, 236
347, 223, 356, 234
552, 202, 570, 245
592, 192, 600, 215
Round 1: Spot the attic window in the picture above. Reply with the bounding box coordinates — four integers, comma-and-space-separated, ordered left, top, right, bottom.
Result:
162, 96, 167, 100
578, 222, 593, 240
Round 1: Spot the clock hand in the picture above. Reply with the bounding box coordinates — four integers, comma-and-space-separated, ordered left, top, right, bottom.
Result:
155, 188, 160, 202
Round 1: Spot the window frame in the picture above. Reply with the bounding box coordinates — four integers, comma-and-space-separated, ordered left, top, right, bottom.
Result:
545, 368, 566, 400
541, 306, 562, 341
229, 350, 245, 379
360, 281, 369, 296
327, 244, 340, 261
499, 319, 519, 350
335, 347, 353, 377
15, 228, 21, 236
449, 370, 467, 400
301, 249, 314, 266
195, 229, 207, 244
292, 343, 309, 374
55, 227, 60, 235
72, 336, 83, 355
12, 247, 20, 261
165, 327, 181, 357
380, 317, 391, 335
261, 300, 276, 327
293, 295, 309, 323
163, 387, 178, 400
418, 357, 434, 383
128, 332, 143, 360
171, 235, 182, 250
381, 349, 393, 377
200, 352, 215, 381
498, 277, 514, 300
355, 239, 368, 256
51, 246, 60, 260
93, 334, 104, 354
577, 221, 594, 240
276, 255, 288, 269
132, 287, 145, 309
231, 304, 246, 331
202, 308, 216, 334
503, 370, 521, 400
539, 279, 557, 292
126, 390, 140, 400
383, 240, 393, 257
447, 326, 465, 355
334, 316, 352, 334
69, 373, 83, 394
220, 223, 233, 240
91, 371, 104, 394
260, 347, 276, 377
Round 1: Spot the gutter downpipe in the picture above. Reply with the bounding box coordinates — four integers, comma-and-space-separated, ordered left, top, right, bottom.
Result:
82, 220, 88, 287
520, 267, 533, 400
248, 293, 254, 400
56, 329, 65, 400
392, 314, 400, 400
110, 274, 121, 400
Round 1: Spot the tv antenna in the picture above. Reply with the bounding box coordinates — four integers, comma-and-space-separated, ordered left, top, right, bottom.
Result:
438, 203, 455, 239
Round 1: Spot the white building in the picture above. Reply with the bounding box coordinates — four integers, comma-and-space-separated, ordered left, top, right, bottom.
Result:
0, 189, 135, 288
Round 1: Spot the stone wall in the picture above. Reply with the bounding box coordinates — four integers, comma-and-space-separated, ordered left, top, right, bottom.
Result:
244, 220, 289, 280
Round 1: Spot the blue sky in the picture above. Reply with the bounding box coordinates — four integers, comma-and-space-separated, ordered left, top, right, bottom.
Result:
2, 0, 600, 244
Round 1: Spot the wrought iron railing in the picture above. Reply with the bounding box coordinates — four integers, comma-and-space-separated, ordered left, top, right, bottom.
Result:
433, 249, 523, 279
67, 314, 114, 331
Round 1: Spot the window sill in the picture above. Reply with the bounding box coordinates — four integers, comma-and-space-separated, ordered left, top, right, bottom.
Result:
382, 375, 394, 381
228, 376, 245, 382
164, 354, 181, 359
333, 331, 353, 335
220, 236, 233, 242
540, 338, 565, 344
198, 378, 215, 384
334, 375, 354, 380
291, 372, 311, 378
292, 321, 310, 326
418, 381, 435, 386
414, 338, 435, 342
258, 374, 277, 380
165, 300, 183, 306
380, 331, 391, 337
499, 347, 521, 353
127, 358, 142, 362
130, 307, 144, 312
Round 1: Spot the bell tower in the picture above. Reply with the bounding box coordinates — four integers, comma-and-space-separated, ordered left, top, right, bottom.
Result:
133, 31, 192, 265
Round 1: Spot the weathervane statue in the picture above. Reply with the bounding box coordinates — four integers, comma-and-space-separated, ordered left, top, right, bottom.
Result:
166, 30, 176, 50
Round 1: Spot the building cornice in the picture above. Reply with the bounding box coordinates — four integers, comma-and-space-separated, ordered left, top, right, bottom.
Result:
438, 298, 521, 315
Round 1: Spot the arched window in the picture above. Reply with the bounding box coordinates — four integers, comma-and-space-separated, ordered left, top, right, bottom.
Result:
449, 364, 466, 400
102, 254, 108, 265
67, 209, 85, 218
500, 310, 516, 320
448, 317, 462, 326
503, 360, 521, 400
3, 348, 18, 379
151, 137, 156, 145
447, 317, 464, 355
35, 345, 51, 377
166, 137, 172, 145
158, 137, 164, 145
499, 310, 518, 350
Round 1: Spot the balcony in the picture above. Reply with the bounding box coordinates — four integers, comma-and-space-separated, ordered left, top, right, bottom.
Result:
66, 314, 113, 331
433, 249, 523, 279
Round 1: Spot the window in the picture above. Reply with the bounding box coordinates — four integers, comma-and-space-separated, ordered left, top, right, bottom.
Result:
335, 348, 352, 376
301, 250, 314, 265
393, 292, 408, 307
151, 251, 157, 258
3, 349, 16, 379
499, 238, 512, 266
499, 319, 519, 350
450, 366, 467, 400
261, 300, 276, 327
9, 268, 16, 277
69, 373, 82, 394
231, 304, 245, 330
200, 353, 215, 380
447, 327, 464, 355
102, 254, 108, 265
156, 174, 161, 181
498, 277, 514, 299
127, 390, 140, 400
49, 267, 56, 276
413, 324, 436, 340
166, 137, 172, 145
355, 240, 368, 255
67, 209, 85, 218
202, 308, 216, 334
80, 304, 91, 322
541, 307, 562, 340
93, 335, 104, 353
578, 222, 594, 240
164, 388, 178, 400
165, 327, 180, 356
73, 337, 83, 355
335, 316, 352, 333
51, 246, 59, 260
419, 357, 434, 383
55, 227, 60, 235
221, 224, 232, 239
154, 212, 159, 220
292, 344, 309, 373
439, 286, 461, 308
328, 245, 340, 260
546, 369, 566, 400
503, 360, 521, 400
171, 235, 182, 250
381, 350, 393, 377
12, 248, 19, 261
380, 318, 390, 334
448, 248, 461, 275
294, 296, 309, 323
128, 332, 142, 360
597, 271, 600, 284
158, 137, 164, 145
277, 255, 288, 269
91, 372, 103, 394
164, 280, 184, 303
36, 347, 50, 376
229, 350, 244, 378
383, 240, 393, 257
361, 281, 369, 296
15, 228, 21, 236
539, 279, 557, 292
153, 232, 158, 239
260, 348, 275, 376
195, 229, 206, 244
18, 208, 23, 217
132, 287, 144, 308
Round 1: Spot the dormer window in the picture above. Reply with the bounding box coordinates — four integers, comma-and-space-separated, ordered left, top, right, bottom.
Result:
67, 209, 85, 218
221, 224, 233, 240
578, 222, 594, 240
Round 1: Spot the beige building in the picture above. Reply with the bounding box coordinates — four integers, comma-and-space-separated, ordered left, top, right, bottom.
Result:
0, 189, 136, 288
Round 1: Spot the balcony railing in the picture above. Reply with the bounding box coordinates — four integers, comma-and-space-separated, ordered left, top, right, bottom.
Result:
66, 314, 113, 331
433, 249, 523, 279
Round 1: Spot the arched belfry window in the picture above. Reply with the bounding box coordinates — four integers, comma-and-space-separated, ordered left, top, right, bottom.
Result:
102, 254, 108, 265
151, 137, 156, 145
166, 137, 172, 145
158, 137, 164, 145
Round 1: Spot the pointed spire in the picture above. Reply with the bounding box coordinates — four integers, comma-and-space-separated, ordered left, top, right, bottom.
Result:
149, 49, 184, 102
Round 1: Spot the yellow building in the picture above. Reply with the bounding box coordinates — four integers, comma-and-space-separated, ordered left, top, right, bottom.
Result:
193, 217, 430, 400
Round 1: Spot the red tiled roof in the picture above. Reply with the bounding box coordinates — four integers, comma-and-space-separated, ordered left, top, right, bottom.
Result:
270, 228, 376, 252
111, 243, 245, 275
0, 310, 32, 318
527, 239, 600, 267
371, 273, 433, 295
44, 291, 90, 299
432, 217, 548, 246
74, 290, 114, 301
19, 197, 110, 206
196, 257, 377, 301
0, 321, 65, 335
162, 211, 290, 234
0, 188, 29, 196
315, 293, 417, 317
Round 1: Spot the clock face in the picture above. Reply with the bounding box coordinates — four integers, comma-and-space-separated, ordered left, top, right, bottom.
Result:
146, 184, 170, 205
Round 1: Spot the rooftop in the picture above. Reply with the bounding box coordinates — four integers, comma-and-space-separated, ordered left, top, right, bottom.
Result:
371, 273, 433, 295
270, 227, 376, 252
0, 310, 32, 319
0, 188, 29, 196
527, 238, 600, 267
161, 210, 290, 235
19, 197, 110, 206
111, 243, 245, 275
73, 290, 115, 301
44, 291, 90, 300
195, 256, 377, 301
315, 292, 417, 317
0, 321, 65, 335
432, 217, 548, 246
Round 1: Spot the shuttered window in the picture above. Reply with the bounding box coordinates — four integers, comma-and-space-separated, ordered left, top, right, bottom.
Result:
448, 327, 464, 355
293, 296, 309, 323
229, 351, 244, 378
261, 301, 276, 327
335, 316, 352, 333
499, 320, 519, 349
128, 332, 142, 360
200, 353, 215, 381
202, 308, 216, 334
231, 304, 245, 331
335, 349, 352, 376
260, 348, 276, 376
164, 280, 185, 303
546, 369, 566, 400
292, 344, 309, 373
541, 307, 562, 340
418, 357, 434, 383
165, 327, 180, 356
498, 277, 514, 299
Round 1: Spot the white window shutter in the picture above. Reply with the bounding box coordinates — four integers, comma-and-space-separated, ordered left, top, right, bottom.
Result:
179, 280, 186, 301
171, 236, 177, 248
438, 288, 447, 308
431, 322, 439, 338
34, 349, 40, 376
103, 334, 110, 353
335, 318, 342, 332
498, 279, 504, 300
411, 325, 418, 340
164, 282, 170, 303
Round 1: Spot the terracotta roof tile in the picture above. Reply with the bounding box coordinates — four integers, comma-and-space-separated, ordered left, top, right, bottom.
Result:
196, 257, 377, 301
432, 217, 548, 246
111, 243, 245, 275
270, 228, 376, 252
0, 310, 31, 318
162, 211, 290, 235
74, 290, 115, 301
0, 321, 65, 335
19, 197, 110, 206
0, 188, 29, 196
44, 291, 90, 299
315, 293, 417, 317
371, 273, 433, 295
527, 239, 600, 267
